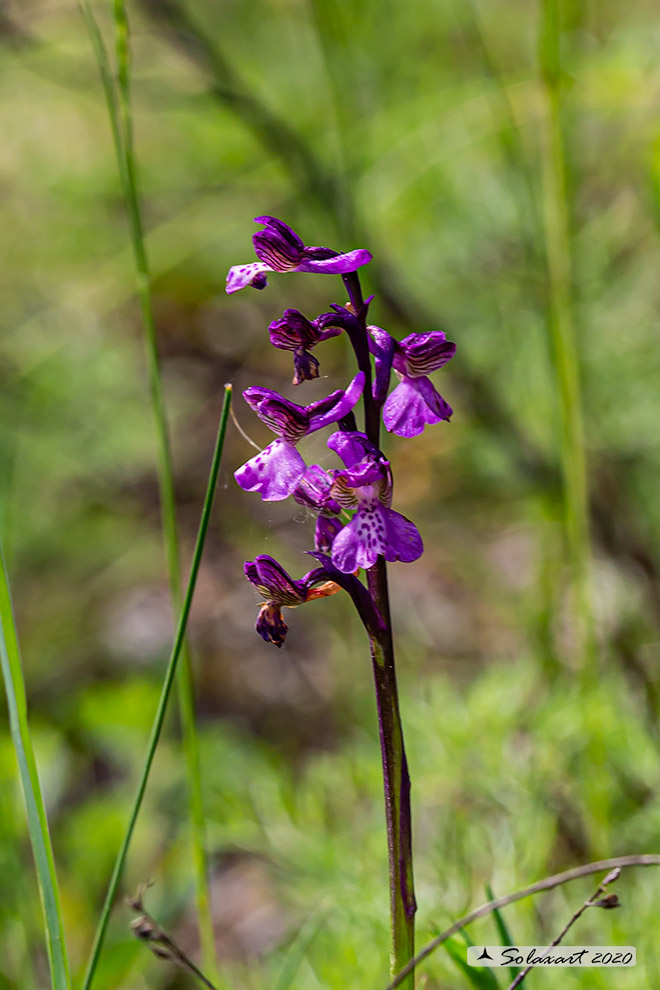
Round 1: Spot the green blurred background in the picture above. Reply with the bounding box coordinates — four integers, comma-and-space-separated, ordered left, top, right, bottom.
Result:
2, 0, 660, 986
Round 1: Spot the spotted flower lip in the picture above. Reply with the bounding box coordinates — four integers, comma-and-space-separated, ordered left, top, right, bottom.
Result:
244, 554, 340, 647
226, 216, 373, 293
369, 327, 455, 438
234, 372, 365, 501
269, 309, 343, 385
326, 431, 423, 573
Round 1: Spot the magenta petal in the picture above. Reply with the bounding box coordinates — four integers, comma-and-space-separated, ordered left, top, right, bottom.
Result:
243, 388, 310, 441
381, 507, 423, 563
253, 216, 304, 251
226, 262, 272, 294
383, 376, 452, 438
269, 309, 318, 350
234, 439, 306, 501
252, 217, 304, 269
306, 371, 365, 433
327, 430, 372, 468
336, 459, 385, 489
296, 249, 373, 275
369, 326, 396, 403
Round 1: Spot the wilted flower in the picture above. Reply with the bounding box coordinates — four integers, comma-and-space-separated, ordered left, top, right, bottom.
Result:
235, 373, 364, 501
226, 216, 372, 294
244, 554, 340, 647
370, 327, 455, 437
327, 431, 423, 572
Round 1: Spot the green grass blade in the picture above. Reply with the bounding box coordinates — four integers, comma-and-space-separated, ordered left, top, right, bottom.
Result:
538, 0, 594, 674
78, 0, 220, 979
80, 385, 232, 990
273, 909, 327, 990
110, 1, 219, 972
443, 935, 499, 989
485, 883, 519, 983
0, 549, 71, 990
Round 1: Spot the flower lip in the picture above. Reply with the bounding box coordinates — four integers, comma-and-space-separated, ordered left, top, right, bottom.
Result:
383, 376, 453, 438
256, 604, 289, 648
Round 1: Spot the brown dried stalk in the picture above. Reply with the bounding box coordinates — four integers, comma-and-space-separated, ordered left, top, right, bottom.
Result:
504, 867, 621, 989
127, 884, 218, 990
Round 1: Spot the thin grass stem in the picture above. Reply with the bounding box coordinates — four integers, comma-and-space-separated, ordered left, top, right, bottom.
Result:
80, 385, 232, 990
504, 869, 620, 989
78, 0, 219, 978
0, 549, 71, 990
538, 0, 610, 853
538, 0, 594, 674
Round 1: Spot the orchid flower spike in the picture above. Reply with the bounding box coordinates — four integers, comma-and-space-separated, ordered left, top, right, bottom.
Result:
327, 431, 423, 572
226, 216, 372, 294
234, 372, 365, 501
370, 327, 456, 437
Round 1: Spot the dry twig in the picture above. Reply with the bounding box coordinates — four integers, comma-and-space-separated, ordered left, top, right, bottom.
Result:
127, 884, 218, 990
504, 867, 621, 989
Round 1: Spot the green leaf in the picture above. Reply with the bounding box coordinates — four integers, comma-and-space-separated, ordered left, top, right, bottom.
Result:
444, 935, 500, 989
80, 386, 232, 989
273, 908, 327, 990
0, 547, 71, 989
486, 882, 520, 982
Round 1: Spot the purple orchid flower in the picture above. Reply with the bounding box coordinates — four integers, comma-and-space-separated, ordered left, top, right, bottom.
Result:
226, 216, 372, 294
293, 465, 344, 552
235, 372, 365, 501
326, 431, 423, 573
244, 554, 340, 647
269, 309, 343, 385
370, 327, 456, 438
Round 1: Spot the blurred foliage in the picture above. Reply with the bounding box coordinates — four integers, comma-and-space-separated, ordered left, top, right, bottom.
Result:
2, 0, 660, 987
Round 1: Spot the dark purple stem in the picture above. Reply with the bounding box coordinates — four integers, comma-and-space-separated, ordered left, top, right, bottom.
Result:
342, 271, 417, 986
341, 274, 381, 442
